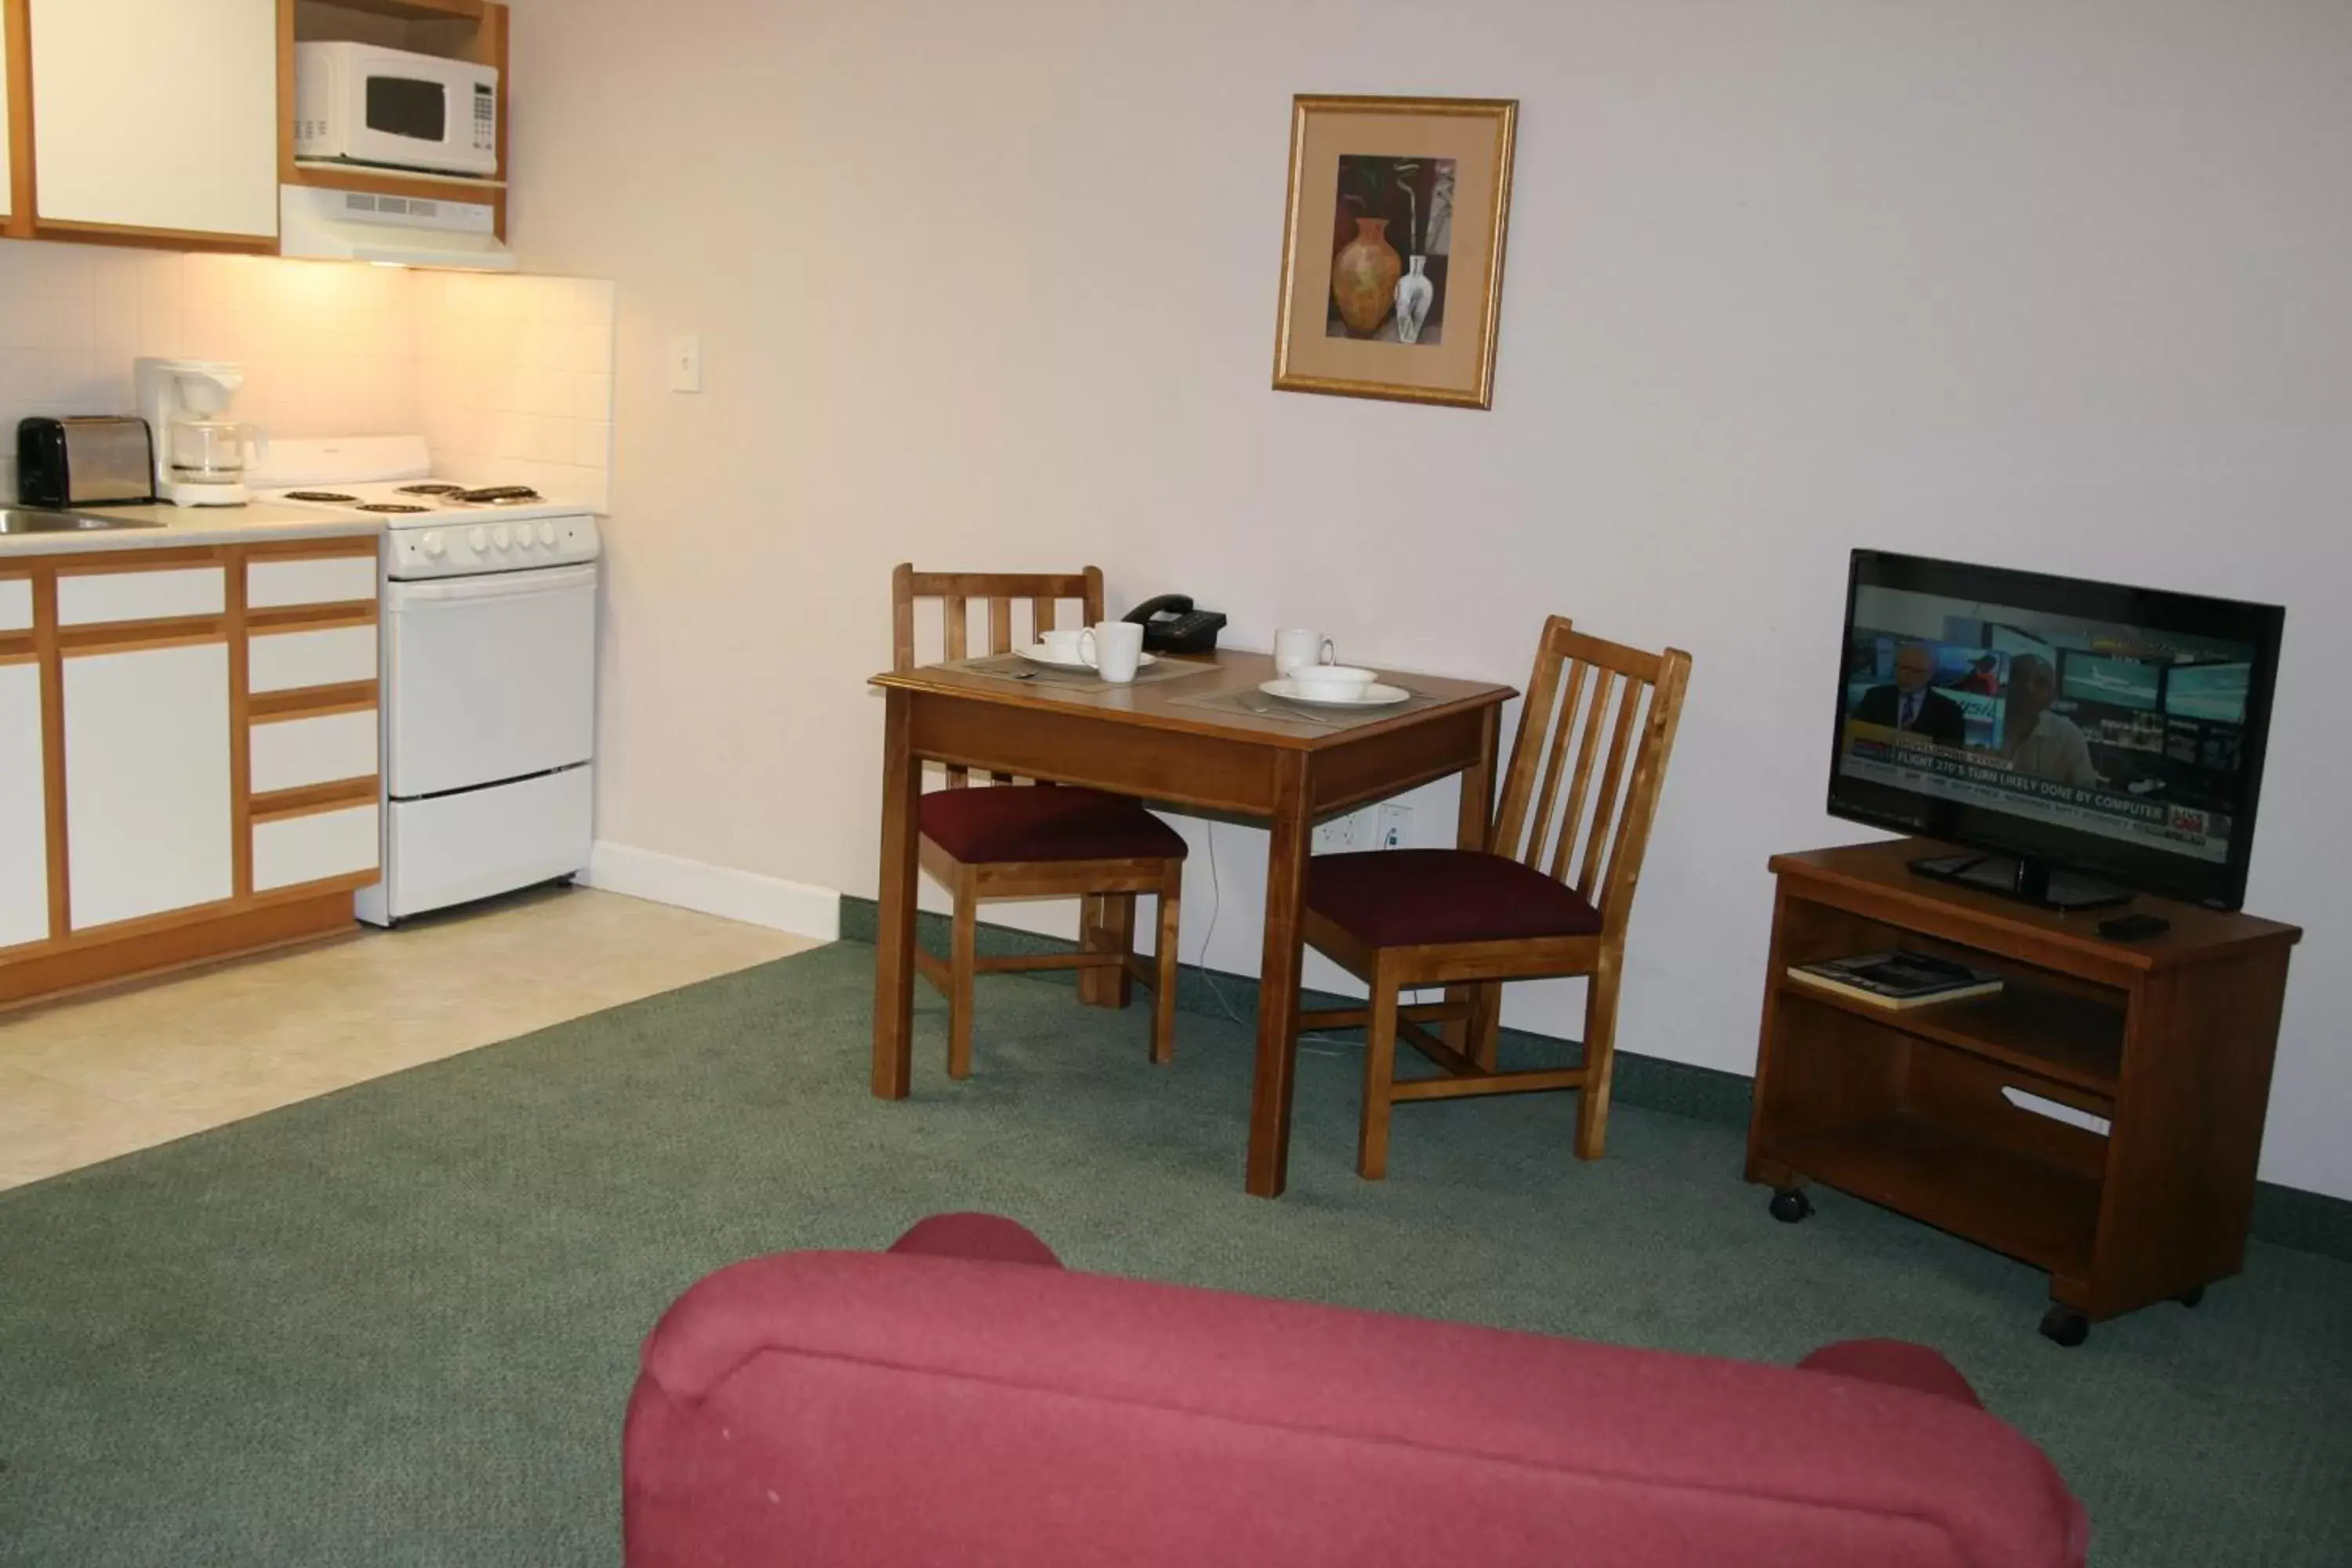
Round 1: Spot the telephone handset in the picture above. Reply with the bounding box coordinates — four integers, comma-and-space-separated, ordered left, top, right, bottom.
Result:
1124, 593, 1228, 654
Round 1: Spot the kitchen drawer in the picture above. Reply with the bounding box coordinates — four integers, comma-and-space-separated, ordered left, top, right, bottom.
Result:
249, 623, 378, 695
0, 578, 31, 633
58, 567, 224, 626
253, 803, 379, 892
250, 707, 378, 793
248, 554, 377, 610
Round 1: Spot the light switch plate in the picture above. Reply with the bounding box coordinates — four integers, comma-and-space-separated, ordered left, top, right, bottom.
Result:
668, 335, 702, 394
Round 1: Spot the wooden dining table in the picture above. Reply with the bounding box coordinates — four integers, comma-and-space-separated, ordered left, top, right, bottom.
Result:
869, 648, 1517, 1197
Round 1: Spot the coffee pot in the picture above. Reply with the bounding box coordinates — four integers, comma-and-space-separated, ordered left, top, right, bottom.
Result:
133, 358, 260, 506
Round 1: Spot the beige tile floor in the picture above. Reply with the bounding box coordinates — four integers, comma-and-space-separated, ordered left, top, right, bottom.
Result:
0, 887, 824, 1192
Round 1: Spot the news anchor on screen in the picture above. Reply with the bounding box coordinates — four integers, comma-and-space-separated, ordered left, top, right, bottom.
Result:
2001, 654, 2101, 788
1851, 643, 1967, 747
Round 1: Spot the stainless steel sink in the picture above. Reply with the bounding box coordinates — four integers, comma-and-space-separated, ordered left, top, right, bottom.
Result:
0, 508, 166, 534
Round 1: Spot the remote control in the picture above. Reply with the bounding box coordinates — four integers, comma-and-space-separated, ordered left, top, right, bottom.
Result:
2098, 912, 2172, 942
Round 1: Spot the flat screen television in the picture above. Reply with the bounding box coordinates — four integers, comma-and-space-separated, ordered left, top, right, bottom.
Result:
1828, 550, 2285, 910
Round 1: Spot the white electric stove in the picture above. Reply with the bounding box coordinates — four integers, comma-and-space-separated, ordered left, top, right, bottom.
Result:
251, 437, 601, 927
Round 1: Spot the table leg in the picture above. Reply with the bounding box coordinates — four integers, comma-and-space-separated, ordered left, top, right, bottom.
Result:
1246, 751, 1313, 1198
1446, 704, 1504, 1070
1076, 894, 1135, 1008
872, 688, 920, 1099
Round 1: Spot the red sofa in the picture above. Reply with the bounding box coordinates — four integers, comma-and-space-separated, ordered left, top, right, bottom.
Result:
624, 1214, 2087, 1567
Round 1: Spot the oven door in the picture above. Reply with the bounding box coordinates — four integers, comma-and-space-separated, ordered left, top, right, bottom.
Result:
347, 53, 498, 176
384, 564, 596, 799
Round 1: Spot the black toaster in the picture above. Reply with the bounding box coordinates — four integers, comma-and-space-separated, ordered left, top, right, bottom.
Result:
17, 416, 157, 508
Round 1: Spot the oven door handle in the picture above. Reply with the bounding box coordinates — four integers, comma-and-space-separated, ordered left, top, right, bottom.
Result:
388, 564, 598, 604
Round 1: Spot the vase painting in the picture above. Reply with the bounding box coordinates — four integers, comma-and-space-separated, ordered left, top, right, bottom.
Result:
1325, 153, 1453, 346
1330, 218, 1402, 336
1394, 256, 1434, 344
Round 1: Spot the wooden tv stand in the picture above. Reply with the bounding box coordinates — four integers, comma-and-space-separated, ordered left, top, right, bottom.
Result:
1747, 840, 2301, 1346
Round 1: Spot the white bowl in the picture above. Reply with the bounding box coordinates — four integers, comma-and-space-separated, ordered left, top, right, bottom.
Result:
1290, 664, 1378, 700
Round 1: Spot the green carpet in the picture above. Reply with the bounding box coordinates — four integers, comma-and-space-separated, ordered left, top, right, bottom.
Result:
2, 943, 2347, 1566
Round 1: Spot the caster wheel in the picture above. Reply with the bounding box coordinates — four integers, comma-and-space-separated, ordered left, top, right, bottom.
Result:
2177, 1286, 2205, 1308
1768, 1189, 1814, 1224
2039, 1305, 2089, 1348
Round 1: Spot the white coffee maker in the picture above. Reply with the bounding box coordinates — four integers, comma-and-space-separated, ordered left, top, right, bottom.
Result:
134, 358, 259, 506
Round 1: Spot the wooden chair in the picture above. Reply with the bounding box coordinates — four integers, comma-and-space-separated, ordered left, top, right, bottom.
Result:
892, 564, 1185, 1078
1298, 616, 1692, 1178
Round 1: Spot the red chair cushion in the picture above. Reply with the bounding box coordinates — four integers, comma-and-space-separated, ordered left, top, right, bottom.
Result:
1308, 849, 1604, 949
887, 1213, 1065, 1269
1798, 1339, 1985, 1409
919, 786, 1186, 866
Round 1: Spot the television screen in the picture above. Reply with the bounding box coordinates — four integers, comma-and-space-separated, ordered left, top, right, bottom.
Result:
1829, 551, 2285, 907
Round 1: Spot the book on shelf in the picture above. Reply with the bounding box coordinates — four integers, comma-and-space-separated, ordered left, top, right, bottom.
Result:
1786, 950, 2005, 1011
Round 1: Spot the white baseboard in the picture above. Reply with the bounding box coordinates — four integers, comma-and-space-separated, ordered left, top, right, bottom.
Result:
578, 841, 841, 940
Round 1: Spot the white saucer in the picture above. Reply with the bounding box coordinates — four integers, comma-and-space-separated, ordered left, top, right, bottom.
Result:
1261, 677, 1411, 708
1018, 644, 1159, 671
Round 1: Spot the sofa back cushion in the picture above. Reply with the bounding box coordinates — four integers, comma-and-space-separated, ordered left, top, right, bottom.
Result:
626, 1250, 2085, 1568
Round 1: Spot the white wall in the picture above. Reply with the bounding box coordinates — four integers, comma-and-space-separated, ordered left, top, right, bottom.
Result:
506, 0, 2352, 1200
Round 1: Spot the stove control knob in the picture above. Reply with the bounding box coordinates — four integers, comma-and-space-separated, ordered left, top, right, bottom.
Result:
492, 524, 512, 550
467, 527, 488, 553
537, 521, 557, 546
420, 530, 447, 558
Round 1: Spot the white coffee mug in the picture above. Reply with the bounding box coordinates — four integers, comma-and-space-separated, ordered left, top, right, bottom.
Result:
1078, 621, 1145, 683
1037, 627, 1086, 662
1273, 628, 1338, 677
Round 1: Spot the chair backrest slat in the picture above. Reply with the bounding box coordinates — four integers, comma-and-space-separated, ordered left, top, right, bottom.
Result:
1492, 644, 1566, 858
1516, 659, 1589, 869
1547, 666, 1615, 879
1573, 674, 1645, 899
1490, 615, 1693, 927
893, 564, 1108, 789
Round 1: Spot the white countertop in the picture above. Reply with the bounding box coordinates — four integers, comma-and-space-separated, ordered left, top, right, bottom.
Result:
0, 503, 383, 557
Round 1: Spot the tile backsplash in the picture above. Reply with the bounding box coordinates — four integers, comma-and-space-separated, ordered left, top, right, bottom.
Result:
414, 270, 614, 511
0, 241, 612, 509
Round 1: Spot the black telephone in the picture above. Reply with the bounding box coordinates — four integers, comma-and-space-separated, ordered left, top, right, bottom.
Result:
1124, 593, 1228, 654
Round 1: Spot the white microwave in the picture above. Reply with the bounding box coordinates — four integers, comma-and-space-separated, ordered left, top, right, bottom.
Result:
294, 42, 498, 179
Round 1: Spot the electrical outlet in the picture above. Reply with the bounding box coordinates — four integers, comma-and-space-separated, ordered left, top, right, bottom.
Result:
1376, 804, 1411, 850
668, 334, 703, 393
1312, 808, 1375, 854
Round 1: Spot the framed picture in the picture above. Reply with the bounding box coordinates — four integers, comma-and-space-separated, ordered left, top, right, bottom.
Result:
1272, 94, 1518, 410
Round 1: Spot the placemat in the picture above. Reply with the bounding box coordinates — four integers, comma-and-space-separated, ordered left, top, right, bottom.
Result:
945, 652, 1217, 693
1167, 684, 1450, 731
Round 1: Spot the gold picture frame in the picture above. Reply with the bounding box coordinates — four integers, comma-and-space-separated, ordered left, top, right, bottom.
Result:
1272, 94, 1518, 410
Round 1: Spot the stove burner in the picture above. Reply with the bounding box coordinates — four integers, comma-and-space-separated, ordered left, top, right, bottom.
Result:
284, 491, 358, 503
357, 503, 431, 514
456, 485, 543, 506
396, 483, 464, 495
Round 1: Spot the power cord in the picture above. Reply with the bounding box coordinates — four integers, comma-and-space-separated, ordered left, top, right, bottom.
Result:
1188, 822, 1403, 1054
1191, 821, 1249, 1027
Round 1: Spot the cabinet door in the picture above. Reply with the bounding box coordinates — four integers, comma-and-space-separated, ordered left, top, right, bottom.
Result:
28, 0, 278, 239
64, 640, 234, 930
0, 659, 47, 949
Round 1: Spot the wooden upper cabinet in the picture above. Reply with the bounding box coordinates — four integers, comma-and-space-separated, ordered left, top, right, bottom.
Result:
29, 0, 279, 243
1, 2, 16, 224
